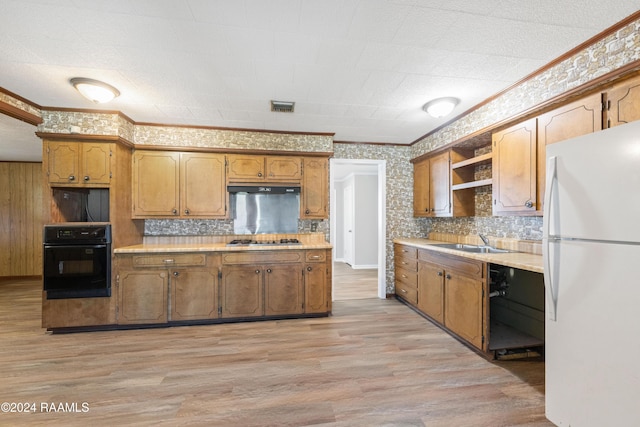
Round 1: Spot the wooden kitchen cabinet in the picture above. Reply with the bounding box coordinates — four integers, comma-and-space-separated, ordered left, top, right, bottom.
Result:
395, 245, 487, 352
45, 141, 112, 186
412, 151, 451, 217
301, 157, 328, 219
117, 269, 168, 324
264, 264, 304, 316
536, 92, 602, 210
303, 249, 330, 314
417, 259, 444, 323
492, 118, 538, 215
394, 244, 418, 305
444, 266, 485, 350
604, 73, 640, 128
132, 150, 226, 218
220, 265, 265, 318
170, 268, 219, 321
227, 154, 302, 182
116, 252, 218, 324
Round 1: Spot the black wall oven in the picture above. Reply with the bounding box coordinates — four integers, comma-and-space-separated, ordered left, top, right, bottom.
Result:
43, 224, 111, 299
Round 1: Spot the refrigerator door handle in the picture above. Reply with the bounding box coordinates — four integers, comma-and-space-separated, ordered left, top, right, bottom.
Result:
544, 155, 558, 321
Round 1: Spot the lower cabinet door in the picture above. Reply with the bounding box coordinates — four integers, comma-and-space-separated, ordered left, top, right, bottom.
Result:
444, 273, 484, 349
220, 265, 264, 318
417, 261, 444, 323
170, 268, 218, 321
264, 264, 303, 315
117, 270, 168, 324
304, 263, 328, 313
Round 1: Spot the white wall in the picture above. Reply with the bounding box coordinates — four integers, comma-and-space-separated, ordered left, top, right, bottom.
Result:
335, 173, 378, 268
354, 174, 378, 267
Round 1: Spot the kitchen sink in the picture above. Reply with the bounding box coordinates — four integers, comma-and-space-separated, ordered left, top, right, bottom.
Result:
432, 243, 516, 254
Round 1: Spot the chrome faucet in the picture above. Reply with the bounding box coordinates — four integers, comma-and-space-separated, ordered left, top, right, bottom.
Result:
479, 234, 490, 246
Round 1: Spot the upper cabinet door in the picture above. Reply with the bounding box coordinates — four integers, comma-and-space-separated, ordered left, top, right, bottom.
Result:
46, 141, 112, 186
81, 143, 111, 184
492, 118, 538, 215
180, 153, 226, 218
429, 151, 451, 217
47, 142, 80, 184
227, 154, 265, 181
536, 92, 602, 211
301, 157, 328, 219
265, 156, 301, 181
605, 74, 640, 128
132, 151, 180, 217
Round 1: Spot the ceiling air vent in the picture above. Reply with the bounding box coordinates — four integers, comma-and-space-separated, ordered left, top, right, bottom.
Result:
270, 100, 295, 113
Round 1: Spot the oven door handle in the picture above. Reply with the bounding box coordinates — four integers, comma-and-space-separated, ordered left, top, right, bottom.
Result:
44, 244, 109, 250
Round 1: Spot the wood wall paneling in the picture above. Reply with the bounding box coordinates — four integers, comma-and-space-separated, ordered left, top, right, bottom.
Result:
0, 162, 43, 277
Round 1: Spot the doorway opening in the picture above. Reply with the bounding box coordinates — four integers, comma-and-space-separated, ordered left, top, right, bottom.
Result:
330, 159, 386, 300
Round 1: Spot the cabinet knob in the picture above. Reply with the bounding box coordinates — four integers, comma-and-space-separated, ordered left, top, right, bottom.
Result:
173, 271, 179, 277
172, 209, 178, 215
266, 268, 272, 273
525, 200, 533, 208
446, 274, 452, 280
68, 175, 75, 181
184, 209, 190, 215
255, 270, 260, 274
257, 172, 263, 177
437, 271, 443, 277
305, 209, 310, 214
425, 208, 428, 212
83, 176, 90, 181
307, 266, 312, 272
400, 289, 407, 293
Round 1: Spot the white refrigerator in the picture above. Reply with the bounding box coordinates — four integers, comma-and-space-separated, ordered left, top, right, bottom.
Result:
543, 120, 640, 426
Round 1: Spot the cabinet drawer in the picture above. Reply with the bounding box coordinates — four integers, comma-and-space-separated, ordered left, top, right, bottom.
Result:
395, 244, 417, 259
395, 281, 418, 305
131, 253, 207, 267
222, 251, 303, 265
395, 266, 417, 288
305, 250, 326, 262
395, 256, 417, 272
418, 249, 484, 279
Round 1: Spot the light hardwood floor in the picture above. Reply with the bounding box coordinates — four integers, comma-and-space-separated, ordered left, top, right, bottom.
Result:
332, 262, 378, 300
0, 278, 550, 426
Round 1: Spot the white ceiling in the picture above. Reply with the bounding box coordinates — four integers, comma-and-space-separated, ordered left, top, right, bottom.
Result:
2, 0, 640, 162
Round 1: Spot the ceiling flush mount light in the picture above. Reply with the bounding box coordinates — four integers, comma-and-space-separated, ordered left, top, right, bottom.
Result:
270, 100, 295, 113
70, 78, 120, 103
422, 97, 460, 118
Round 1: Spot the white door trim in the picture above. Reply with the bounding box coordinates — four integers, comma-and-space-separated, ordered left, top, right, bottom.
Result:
330, 158, 387, 299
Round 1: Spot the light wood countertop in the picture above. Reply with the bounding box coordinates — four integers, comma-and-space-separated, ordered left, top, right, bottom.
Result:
394, 238, 543, 274
114, 233, 332, 254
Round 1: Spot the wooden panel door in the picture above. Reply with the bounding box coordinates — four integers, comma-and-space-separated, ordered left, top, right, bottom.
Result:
606, 74, 640, 128
227, 154, 264, 181
220, 265, 264, 318
181, 152, 226, 217
429, 151, 451, 217
417, 261, 444, 323
537, 93, 602, 211
117, 270, 168, 324
47, 141, 80, 184
413, 158, 430, 217
444, 273, 484, 350
81, 143, 111, 184
265, 156, 301, 181
304, 262, 328, 313
170, 268, 218, 321
492, 118, 537, 215
264, 264, 303, 315
132, 151, 180, 217
301, 157, 328, 219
